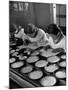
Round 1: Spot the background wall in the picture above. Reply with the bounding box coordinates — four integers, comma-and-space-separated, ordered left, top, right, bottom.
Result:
33, 3, 51, 30
56, 4, 66, 35
10, 2, 51, 31
10, 2, 35, 28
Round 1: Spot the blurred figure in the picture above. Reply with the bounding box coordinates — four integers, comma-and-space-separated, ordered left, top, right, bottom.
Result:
45, 24, 65, 42
14, 23, 48, 47
24, 24, 38, 38
10, 24, 17, 43
45, 24, 66, 51
14, 25, 25, 40
24, 24, 40, 41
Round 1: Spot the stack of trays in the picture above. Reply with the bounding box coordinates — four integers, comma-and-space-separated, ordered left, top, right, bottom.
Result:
9, 44, 66, 87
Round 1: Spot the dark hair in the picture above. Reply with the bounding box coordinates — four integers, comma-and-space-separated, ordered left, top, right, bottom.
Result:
24, 25, 33, 34
10, 24, 16, 33
46, 24, 60, 35
24, 24, 38, 38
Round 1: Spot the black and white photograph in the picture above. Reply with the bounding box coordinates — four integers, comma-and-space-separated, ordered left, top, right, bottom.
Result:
9, 1, 66, 89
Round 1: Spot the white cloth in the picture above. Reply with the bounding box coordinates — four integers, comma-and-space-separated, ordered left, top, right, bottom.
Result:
15, 28, 27, 41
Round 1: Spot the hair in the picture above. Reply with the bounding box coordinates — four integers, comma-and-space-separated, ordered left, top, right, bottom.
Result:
46, 24, 60, 35
10, 24, 16, 33
24, 24, 38, 38
46, 24, 65, 44
24, 24, 33, 34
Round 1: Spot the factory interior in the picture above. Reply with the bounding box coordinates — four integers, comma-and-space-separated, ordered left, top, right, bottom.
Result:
9, 1, 66, 89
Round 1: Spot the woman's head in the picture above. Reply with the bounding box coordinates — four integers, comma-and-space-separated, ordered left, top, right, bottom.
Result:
24, 24, 38, 38
46, 24, 60, 36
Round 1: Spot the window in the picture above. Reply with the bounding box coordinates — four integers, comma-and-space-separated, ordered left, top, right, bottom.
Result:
56, 4, 66, 27
9, 1, 29, 12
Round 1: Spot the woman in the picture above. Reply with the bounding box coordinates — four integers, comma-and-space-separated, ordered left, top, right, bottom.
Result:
45, 24, 66, 51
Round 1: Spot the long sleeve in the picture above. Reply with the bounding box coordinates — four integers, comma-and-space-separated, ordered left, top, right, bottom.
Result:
48, 34, 66, 51
15, 29, 24, 39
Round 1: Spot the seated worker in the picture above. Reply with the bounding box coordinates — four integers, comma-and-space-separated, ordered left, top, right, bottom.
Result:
14, 23, 48, 48
14, 25, 25, 40
24, 24, 44, 42
13, 24, 24, 45
23, 24, 49, 47
10, 24, 18, 43
45, 24, 65, 42
45, 24, 66, 51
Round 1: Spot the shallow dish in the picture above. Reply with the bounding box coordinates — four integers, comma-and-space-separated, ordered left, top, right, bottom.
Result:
40, 76, 57, 86
28, 70, 43, 80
